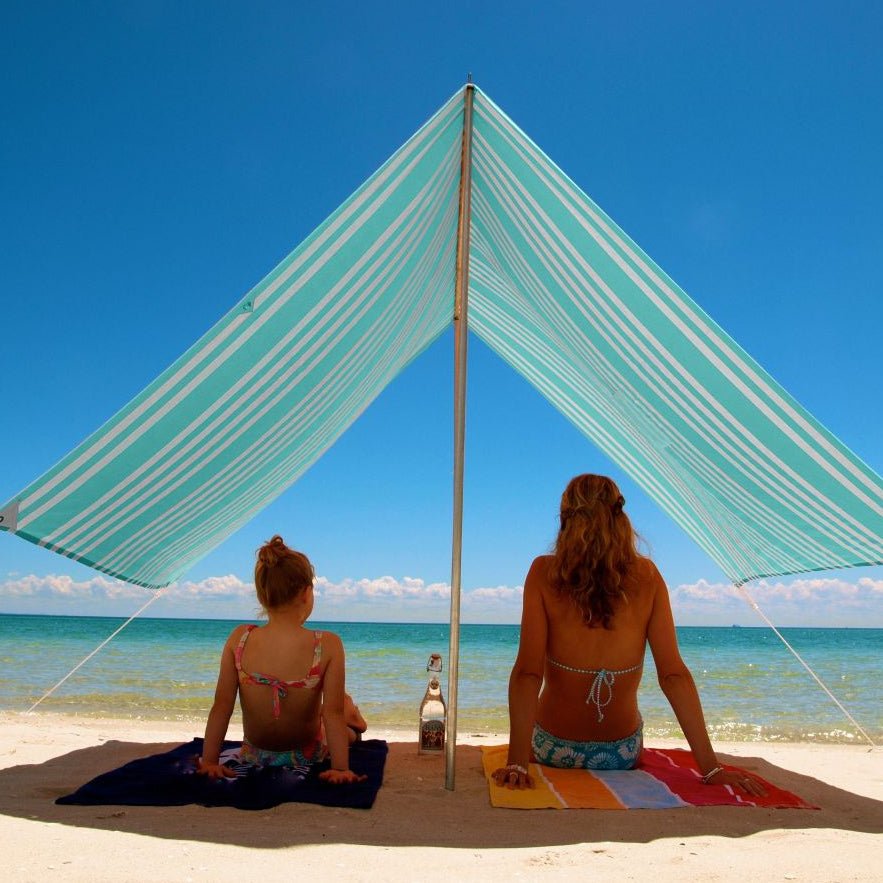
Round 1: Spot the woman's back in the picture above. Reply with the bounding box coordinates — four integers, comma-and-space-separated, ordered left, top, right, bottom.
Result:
494, 474, 769, 794
533, 554, 664, 741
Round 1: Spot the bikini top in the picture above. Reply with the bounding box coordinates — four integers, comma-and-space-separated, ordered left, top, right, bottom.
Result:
546, 655, 643, 722
235, 625, 324, 719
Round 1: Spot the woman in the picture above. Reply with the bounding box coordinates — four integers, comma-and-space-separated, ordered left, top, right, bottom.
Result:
492, 474, 766, 795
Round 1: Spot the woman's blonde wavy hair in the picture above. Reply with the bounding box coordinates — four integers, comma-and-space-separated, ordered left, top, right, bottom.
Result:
548, 474, 640, 628
254, 535, 314, 611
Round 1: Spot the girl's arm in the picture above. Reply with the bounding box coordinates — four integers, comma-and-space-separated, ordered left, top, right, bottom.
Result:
319, 634, 367, 785
197, 627, 242, 779
492, 556, 548, 789
647, 567, 766, 795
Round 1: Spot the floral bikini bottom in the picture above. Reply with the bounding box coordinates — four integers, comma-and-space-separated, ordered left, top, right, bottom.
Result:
531, 720, 643, 770
238, 735, 328, 770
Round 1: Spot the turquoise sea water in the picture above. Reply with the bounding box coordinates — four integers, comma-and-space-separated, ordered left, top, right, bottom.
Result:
1, 614, 879, 743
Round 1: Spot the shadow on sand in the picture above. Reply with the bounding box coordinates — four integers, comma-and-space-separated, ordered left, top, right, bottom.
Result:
1, 739, 880, 849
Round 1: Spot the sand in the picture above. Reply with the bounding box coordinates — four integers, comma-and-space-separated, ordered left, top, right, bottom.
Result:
0, 711, 880, 882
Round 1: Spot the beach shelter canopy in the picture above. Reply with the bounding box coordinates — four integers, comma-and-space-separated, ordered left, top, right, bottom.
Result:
3, 86, 882, 590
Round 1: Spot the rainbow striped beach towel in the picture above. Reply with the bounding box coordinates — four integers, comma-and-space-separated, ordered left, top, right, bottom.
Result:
481, 745, 817, 810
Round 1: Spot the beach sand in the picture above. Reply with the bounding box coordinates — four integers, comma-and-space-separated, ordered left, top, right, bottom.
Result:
1, 711, 880, 882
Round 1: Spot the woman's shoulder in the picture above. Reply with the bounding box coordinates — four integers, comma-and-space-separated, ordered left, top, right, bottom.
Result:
630, 553, 660, 575
639, 554, 665, 579
528, 554, 554, 574
626, 554, 665, 593
525, 555, 555, 589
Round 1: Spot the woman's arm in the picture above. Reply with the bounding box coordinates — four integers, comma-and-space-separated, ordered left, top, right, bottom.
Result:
647, 568, 766, 795
492, 557, 548, 789
198, 627, 242, 778
319, 634, 367, 785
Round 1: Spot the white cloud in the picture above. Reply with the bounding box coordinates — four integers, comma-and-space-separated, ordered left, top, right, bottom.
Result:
172, 575, 254, 600
669, 577, 883, 625
464, 586, 524, 614
0, 572, 253, 602
469, 585, 524, 603
672, 576, 883, 605
672, 579, 741, 603
1, 572, 881, 626
313, 576, 523, 622
859, 577, 883, 595
0, 573, 145, 600
316, 575, 451, 602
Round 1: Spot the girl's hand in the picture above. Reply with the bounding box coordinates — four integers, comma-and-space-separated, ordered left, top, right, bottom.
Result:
705, 767, 767, 797
197, 758, 237, 779
319, 768, 368, 785
491, 763, 535, 790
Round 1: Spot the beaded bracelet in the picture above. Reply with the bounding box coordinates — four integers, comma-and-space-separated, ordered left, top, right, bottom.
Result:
700, 766, 723, 784
505, 763, 529, 776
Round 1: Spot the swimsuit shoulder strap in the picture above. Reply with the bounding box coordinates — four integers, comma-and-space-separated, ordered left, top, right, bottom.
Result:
309, 631, 324, 675
234, 624, 257, 671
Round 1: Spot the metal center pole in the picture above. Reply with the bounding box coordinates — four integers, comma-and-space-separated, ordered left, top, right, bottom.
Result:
446, 80, 475, 791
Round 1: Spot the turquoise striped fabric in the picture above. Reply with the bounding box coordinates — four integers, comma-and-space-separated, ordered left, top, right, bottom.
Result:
2, 85, 882, 587
468, 89, 883, 584
0, 92, 465, 587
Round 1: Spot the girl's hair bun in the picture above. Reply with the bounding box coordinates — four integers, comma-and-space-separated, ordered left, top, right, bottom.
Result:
257, 534, 287, 569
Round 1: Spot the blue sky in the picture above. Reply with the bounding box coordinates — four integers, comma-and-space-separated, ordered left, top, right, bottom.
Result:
1, 2, 881, 626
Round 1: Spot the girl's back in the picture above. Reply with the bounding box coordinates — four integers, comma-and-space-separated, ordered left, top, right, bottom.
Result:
199, 535, 365, 785
235, 622, 328, 751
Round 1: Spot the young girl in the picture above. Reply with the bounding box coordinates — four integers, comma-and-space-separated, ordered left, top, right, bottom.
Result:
198, 535, 367, 784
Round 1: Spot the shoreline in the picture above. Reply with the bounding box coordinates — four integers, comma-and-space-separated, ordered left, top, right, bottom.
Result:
7, 706, 877, 747
1, 711, 881, 882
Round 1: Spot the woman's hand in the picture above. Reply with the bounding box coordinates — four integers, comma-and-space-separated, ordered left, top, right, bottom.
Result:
491, 763, 535, 790
319, 768, 368, 785
196, 758, 237, 779
705, 767, 767, 797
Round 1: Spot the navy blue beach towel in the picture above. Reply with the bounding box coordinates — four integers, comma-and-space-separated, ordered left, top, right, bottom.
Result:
56, 737, 388, 810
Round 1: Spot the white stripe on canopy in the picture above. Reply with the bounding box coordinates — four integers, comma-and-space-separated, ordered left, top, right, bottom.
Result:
2, 86, 882, 588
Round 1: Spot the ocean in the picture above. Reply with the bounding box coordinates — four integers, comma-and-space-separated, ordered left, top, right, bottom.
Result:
1, 614, 879, 744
